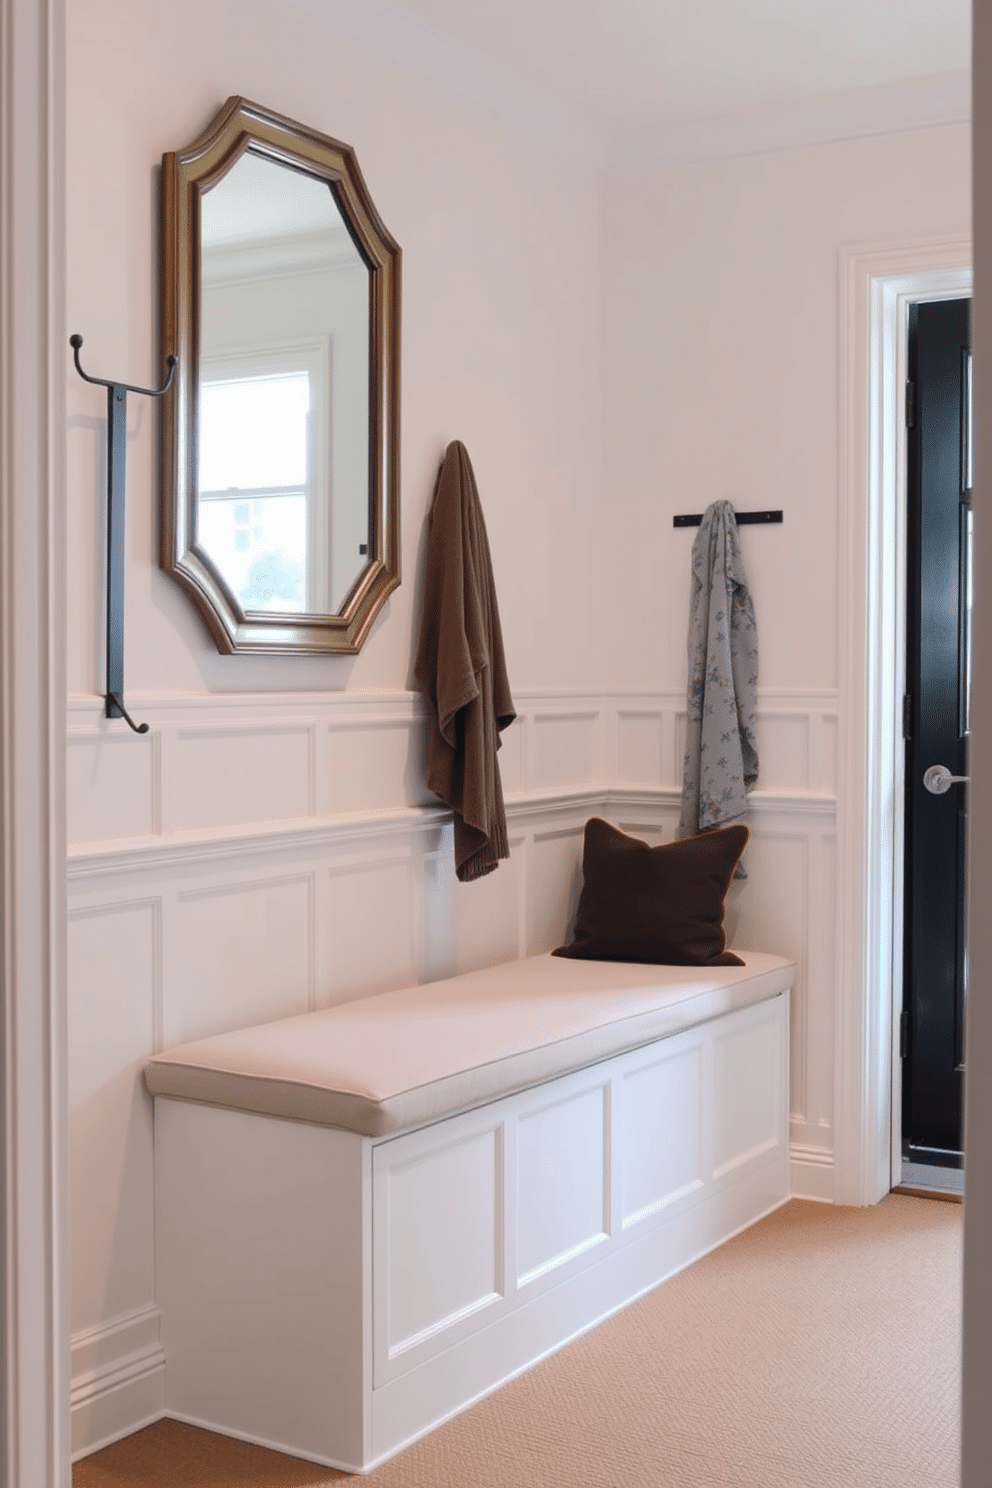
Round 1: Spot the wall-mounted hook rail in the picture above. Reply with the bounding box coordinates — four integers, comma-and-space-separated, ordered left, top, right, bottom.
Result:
673, 509, 783, 528
71, 334, 177, 734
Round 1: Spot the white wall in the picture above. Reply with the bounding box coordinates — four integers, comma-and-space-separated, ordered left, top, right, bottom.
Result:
66, 0, 604, 700
599, 124, 971, 1215
602, 123, 971, 694
66, 0, 608, 1453
64, 0, 973, 1461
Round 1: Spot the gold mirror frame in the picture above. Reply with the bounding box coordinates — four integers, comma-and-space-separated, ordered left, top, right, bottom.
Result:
161, 96, 401, 654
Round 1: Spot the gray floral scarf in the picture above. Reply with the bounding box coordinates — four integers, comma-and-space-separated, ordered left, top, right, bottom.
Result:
677, 500, 759, 874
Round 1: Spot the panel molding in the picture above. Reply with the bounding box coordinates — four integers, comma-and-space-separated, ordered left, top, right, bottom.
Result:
66, 685, 840, 1453
67, 784, 837, 880
68, 687, 838, 857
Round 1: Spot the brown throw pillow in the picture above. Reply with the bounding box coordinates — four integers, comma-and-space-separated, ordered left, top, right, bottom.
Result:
552, 817, 748, 967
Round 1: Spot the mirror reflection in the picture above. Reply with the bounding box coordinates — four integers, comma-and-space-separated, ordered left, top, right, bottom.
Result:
199, 151, 370, 615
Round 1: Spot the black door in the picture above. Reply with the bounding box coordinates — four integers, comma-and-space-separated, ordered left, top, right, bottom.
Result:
902, 296, 971, 1168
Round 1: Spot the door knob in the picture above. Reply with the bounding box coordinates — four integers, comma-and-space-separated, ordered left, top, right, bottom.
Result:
923, 764, 970, 795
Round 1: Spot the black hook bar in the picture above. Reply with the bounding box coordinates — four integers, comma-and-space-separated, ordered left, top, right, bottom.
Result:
106, 693, 150, 735
673, 509, 783, 528
70, 334, 177, 398
72, 333, 178, 736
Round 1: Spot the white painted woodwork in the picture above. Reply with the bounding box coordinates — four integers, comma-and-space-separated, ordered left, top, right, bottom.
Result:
530, 709, 601, 790
167, 724, 315, 829
322, 856, 417, 1003
453, 834, 524, 972
155, 1103, 371, 1470
837, 241, 972, 1204
379, 1122, 503, 1357
514, 1081, 609, 1285
69, 1305, 165, 1461
153, 988, 789, 1472
66, 689, 838, 847
171, 875, 314, 1042
526, 823, 586, 954
620, 1043, 704, 1226
2, 2, 70, 1483
66, 689, 837, 1454
67, 730, 160, 842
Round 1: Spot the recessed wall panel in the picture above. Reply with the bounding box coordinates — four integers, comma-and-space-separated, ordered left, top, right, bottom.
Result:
674, 710, 687, 783
820, 715, 838, 795
454, 837, 522, 973
322, 858, 415, 1005
526, 828, 584, 955
171, 725, 313, 829
516, 1083, 607, 1284
171, 875, 313, 1043
617, 711, 664, 786
496, 719, 524, 796
757, 714, 810, 790
531, 712, 598, 791
330, 720, 424, 813
731, 829, 806, 1117
68, 901, 159, 1334
805, 830, 837, 1133
68, 733, 157, 844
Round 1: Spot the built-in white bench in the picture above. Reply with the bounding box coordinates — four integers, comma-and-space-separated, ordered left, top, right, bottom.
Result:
145, 950, 793, 1474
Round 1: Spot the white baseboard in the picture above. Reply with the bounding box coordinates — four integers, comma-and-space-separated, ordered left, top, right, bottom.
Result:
790, 1144, 836, 1203
71, 1306, 166, 1460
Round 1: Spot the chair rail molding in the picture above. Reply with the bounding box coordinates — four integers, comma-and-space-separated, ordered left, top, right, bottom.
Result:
837, 234, 971, 1206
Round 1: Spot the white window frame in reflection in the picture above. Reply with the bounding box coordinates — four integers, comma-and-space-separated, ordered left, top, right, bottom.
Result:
198, 340, 330, 614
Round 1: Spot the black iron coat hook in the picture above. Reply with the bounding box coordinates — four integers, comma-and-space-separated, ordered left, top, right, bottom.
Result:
71, 335, 177, 734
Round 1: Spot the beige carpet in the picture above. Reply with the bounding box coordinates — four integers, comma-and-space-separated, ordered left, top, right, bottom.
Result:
73, 1194, 962, 1488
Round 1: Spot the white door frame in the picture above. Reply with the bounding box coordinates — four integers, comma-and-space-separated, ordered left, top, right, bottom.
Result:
837, 237, 971, 1207
1, 0, 70, 1483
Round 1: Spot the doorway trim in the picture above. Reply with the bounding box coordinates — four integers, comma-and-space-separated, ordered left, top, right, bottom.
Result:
837, 236, 971, 1206
1, 0, 69, 1481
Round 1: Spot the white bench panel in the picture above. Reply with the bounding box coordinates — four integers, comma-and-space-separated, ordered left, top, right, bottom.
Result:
620, 1037, 706, 1229
379, 1125, 503, 1360
369, 1122, 790, 1471
156, 1101, 372, 1470
515, 1080, 610, 1287
712, 1001, 786, 1181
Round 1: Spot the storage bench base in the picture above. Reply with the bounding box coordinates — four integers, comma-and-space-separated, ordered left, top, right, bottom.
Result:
154, 989, 789, 1472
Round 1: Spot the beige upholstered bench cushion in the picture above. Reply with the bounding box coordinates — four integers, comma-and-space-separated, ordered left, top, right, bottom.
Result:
143, 950, 794, 1138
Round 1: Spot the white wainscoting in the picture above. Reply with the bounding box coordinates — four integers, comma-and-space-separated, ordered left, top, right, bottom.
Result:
611, 689, 838, 795
67, 685, 837, 1457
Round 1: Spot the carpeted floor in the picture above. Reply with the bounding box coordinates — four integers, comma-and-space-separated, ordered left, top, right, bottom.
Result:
73, 1193, 962, 1488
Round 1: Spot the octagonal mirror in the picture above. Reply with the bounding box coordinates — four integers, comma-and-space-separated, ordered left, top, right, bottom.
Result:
161, 97, 401, 653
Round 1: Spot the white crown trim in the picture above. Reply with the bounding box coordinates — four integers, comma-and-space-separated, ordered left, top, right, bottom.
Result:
605, 70, 969, 172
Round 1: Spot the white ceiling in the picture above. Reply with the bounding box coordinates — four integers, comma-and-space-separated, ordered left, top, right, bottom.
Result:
288, 0, 971, 161
379, 0, 970, 133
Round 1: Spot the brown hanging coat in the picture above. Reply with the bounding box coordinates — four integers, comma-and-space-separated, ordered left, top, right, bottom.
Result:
414, 441, 515, 881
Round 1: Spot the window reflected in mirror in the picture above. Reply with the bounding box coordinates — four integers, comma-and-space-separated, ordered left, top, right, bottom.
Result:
198, 149, 370, 616
199, 367, 311, 612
